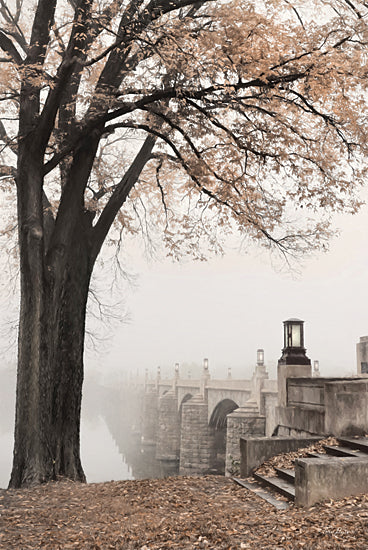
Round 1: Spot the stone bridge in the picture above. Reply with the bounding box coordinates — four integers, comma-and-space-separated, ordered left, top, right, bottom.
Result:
116, 329, 368, 479
141, 357, 278, 476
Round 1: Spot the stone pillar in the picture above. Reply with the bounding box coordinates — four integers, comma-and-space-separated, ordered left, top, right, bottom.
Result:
277, 363, 312, 407
141, 389, 159, 445
250, 350, 269, 408
225, 405, 266, 477
179, 394, 216, 475
262, 392, 279, 437
200, 357, 210, 396
357, 336, 368, 375
156, 390, 180, 460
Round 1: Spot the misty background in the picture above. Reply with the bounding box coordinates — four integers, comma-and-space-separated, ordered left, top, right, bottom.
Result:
1, 196, 368, 488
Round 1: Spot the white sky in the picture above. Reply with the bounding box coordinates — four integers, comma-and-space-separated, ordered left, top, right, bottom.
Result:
1, 188, 367, 384
84, 197, 368, 383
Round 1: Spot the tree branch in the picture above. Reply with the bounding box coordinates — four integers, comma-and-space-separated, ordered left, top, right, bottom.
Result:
0, 119, 17, 152
91, 134, 156, 264
37, 0, 95, 151
0, 30, 22, 64
26, 0, 57, 66
43, 65, 309, 175
0, 0, 27, 52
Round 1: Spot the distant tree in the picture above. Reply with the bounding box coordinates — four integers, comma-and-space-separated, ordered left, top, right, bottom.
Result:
0, 0, 367, 487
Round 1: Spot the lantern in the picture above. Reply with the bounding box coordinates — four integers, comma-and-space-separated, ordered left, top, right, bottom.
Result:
279, 318, 310, 365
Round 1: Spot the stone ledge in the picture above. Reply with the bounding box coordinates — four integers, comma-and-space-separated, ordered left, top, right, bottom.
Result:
240, 436, 322, 477
295, 456, 368, 507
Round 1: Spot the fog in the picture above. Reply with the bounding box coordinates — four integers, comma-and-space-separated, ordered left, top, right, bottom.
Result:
0, 367, 178, 488
1, 201, 368, 487
100, 204, 368, 381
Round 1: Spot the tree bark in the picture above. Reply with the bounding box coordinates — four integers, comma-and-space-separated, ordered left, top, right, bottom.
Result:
10, 222, 92, 487
10, 144, 92, 486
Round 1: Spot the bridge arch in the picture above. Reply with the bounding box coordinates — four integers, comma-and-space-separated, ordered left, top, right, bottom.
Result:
179, 393, 193, 415
209, 399, 239, 474
209, 399, 239, 429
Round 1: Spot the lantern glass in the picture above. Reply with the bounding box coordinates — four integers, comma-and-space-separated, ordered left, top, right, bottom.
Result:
284, 319, 303, 348
292, 324, 301, 347
257, 349, 264, 365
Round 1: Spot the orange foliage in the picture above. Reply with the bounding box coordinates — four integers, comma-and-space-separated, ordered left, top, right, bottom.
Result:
0, 0, 368, 260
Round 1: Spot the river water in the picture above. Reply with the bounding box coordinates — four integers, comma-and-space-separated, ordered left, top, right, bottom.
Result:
0, 370, 178, 488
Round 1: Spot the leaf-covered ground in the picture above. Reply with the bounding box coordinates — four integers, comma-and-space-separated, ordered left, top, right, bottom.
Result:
1, 475, 368, 549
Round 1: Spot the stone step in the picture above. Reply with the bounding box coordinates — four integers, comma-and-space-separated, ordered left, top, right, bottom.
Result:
232, 478, 290, 510
323, 445, 368, 458
338, 437, 368, 454
306, 452, 331, 459
253, 472, 295, 501
274, 467, 295, 483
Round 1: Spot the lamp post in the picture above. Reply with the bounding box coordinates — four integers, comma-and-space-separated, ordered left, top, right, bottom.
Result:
279, 318, 311, 365
277, 318, 311, 407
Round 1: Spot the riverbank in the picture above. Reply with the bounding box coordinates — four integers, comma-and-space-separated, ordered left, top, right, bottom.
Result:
1, 475, 367, 549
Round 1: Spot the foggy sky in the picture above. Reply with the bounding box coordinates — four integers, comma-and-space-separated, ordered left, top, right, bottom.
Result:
1, 194, 367, 384
85, 200, 368, 383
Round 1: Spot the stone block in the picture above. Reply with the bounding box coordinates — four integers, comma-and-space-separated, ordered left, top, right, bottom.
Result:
179, 395, 216, 475
156, 390, 181, 460
324, 380, 368, 436
225, 408, 266, 476
277, 404, 325, 435
295, 457, 368, 507
141, 391, 159, 444
278, 364, 312, 407
240, 436, 322, 477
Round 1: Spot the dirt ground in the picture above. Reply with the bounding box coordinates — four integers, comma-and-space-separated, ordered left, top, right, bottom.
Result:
1, 475, 368, 549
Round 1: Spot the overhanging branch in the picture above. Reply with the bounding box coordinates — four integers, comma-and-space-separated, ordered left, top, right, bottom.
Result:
91, 134, 157, 264
0, 30, 22, 64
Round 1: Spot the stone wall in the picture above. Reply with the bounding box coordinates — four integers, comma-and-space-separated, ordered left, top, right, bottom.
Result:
262, 391, 279, 436
287, 379, 325, 409
277, 377, 368, 437
277, 404, 325, 436
141, 389, 159, 445
295, 456, 368, 507
225, 408, 265, 476
357, 336, 368, 375
277, 364, 312, 407
240, 436, 322, 477
179, 394, 216, 475
156, 390, 180, 461
325, 379, 368, 436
